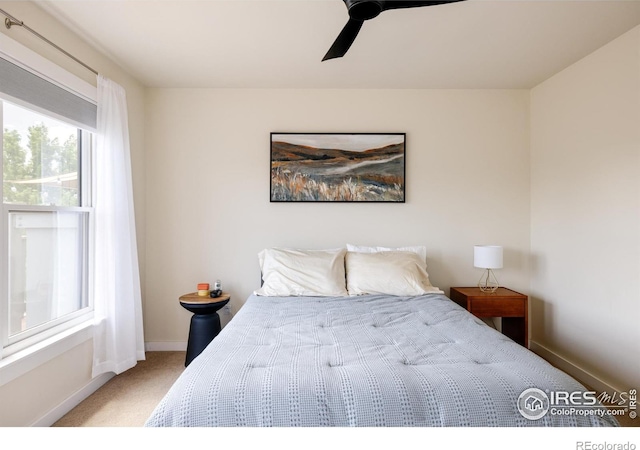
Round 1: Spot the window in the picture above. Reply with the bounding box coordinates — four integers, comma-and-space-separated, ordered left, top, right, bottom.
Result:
0, 34, 97, 360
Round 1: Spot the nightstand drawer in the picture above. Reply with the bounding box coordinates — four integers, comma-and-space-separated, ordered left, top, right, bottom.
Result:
450, 287, 528, 348
469, 298, 525, 317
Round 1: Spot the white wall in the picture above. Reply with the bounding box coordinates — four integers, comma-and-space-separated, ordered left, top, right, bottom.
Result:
144, 88, 531, 345
530, 26, 640, 391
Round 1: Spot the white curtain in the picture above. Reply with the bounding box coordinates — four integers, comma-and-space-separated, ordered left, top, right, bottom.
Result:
92, 75, 145, 377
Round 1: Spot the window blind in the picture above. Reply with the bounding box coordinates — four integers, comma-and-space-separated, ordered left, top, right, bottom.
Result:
0, 55, 96, 130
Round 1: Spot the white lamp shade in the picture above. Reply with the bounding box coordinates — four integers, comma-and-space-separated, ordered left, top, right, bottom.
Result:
474, 245, 503, 269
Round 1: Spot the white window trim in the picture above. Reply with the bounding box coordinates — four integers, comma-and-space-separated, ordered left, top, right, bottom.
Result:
0, 32, 97, 384
0, 320, 93, 387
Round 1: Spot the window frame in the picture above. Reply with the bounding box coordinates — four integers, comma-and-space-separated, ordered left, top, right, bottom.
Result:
0, 32, 97, 363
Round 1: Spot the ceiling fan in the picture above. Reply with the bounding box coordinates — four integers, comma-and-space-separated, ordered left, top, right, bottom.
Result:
322, 0, 467, 61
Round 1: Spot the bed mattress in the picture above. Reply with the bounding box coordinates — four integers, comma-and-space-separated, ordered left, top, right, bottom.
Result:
145, 294, 618, 427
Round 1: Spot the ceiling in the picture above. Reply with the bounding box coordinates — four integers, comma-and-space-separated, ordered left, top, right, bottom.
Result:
36, 0, 640, 89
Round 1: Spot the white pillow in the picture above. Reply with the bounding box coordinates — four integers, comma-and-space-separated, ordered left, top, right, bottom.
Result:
254, 248, 348, 297
346, 243, 428, 263
345, 250, 443, 296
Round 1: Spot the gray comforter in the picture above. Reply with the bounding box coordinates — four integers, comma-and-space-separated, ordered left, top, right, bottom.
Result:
145, 294, 618, 427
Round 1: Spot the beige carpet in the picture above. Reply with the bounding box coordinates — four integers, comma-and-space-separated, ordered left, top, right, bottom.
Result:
52, 350, 637, 427
53, 351, 185, 427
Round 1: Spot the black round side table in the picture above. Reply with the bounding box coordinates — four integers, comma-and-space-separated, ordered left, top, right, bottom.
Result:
179, 292, 230, 367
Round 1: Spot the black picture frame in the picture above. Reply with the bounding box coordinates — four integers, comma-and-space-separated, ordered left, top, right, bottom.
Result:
270, 132, 406, 203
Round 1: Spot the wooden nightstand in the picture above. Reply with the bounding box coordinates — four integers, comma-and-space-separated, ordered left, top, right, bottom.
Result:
449, 287, 528, 348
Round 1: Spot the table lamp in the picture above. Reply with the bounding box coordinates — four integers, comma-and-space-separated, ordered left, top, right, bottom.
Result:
474, 245, 503, 292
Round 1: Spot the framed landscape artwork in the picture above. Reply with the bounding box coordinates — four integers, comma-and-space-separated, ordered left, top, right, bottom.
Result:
270, 133, 406, 203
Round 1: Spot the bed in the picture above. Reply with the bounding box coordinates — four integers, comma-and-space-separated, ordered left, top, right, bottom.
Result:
145, 247, 618, 427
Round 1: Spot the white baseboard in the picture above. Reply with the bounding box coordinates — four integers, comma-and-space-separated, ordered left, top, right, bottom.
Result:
529, 340, 621, 394
32, 372, 114, 427
145, 341, 187, 352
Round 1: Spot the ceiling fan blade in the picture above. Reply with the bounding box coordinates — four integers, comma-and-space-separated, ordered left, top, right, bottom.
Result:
322, 18, 364, 61
323, 0, 467, 61
381, 0, 467, 12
